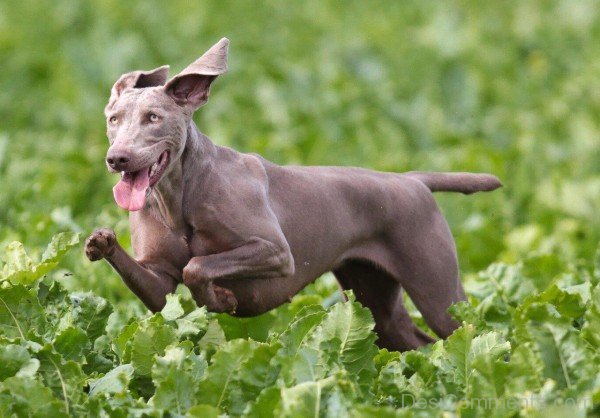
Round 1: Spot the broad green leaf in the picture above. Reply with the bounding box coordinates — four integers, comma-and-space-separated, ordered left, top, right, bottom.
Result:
226, 341, 282, 416
515, 302, 595, 389
242, 386, 282, 418
161, 293, 185, 321
0, 284, 46, 340
0, 376, 65, 417
53, 326, 90, 362
130, 316, 177, 376
89, 364, 134, 396
70, 292, 113, 343
35, 344, 87, 415
0, 242, 55, 285
278, 376, 343, 418
40, 232, 80, 264
1, 242, 35, 282
150, 345, 207, 413
581, 284, 600, 348
374, 360, 412, 406
0, 344, 39, 380
198, 319, 227, 350
36, 280, 71, 336
537, 283, 591, 319
217, 311, 277, 342
278, 305, 327, 357
196, 339, 256, 411
305, 298, 378, 392
465, 345, 544, 418
0, 232, 78, 285
432, 326, 510, 394
113, 320, 139, 362
175, 307, 209, 339
238, 342, 281, 399
187, 404, 222, 418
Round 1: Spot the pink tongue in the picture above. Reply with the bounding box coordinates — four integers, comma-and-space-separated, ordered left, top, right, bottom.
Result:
113, 169, 150, 211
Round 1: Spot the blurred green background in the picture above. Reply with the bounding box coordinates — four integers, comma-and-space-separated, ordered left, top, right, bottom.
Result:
1, 0, 600, 306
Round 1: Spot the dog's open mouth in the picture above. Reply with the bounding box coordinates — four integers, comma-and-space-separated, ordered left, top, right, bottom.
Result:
112, 150, 170, 211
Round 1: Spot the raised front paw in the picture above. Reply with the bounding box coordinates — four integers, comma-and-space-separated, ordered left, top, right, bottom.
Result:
85, 228, 117, 261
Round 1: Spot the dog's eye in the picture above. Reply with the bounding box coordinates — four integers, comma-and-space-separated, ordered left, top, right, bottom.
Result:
148, 113, 159, 123
108, 116, 118, 124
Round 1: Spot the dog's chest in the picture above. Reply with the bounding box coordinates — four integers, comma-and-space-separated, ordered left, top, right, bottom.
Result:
130, 204, 191, 269
181, 202, 238, 257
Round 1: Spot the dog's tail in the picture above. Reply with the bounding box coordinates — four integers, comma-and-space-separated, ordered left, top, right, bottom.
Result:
405, 171, 502, 195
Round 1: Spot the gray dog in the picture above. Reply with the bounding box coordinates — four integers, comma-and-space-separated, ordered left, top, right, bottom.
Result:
85, 38, 501, 351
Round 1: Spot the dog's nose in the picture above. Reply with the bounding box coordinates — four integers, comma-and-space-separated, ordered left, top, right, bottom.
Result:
106, 150, 132, 170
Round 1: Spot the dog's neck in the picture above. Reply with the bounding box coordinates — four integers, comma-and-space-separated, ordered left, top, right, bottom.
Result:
146, 121, 216, 229
181, 121, 218, 185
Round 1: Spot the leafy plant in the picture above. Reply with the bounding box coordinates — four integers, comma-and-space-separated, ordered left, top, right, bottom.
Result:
0, 234, 598, 416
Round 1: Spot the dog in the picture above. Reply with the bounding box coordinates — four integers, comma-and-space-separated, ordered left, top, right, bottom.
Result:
85, 38, 501, 351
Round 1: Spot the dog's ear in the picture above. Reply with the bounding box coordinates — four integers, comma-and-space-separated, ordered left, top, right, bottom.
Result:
108, 65, 170, 107
164, 38, 229, 109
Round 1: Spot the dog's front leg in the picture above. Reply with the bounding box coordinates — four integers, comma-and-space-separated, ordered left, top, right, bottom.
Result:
183, 237, 295, 313
85, 228, 177, 312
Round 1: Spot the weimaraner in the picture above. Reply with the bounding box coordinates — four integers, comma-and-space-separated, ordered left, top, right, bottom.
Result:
85, 38, 501, 351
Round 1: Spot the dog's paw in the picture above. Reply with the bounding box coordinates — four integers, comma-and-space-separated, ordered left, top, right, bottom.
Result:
85, 228, 117, 261
213, 285, 238, 314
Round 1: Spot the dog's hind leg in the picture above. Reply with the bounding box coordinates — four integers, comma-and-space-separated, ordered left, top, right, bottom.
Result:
333, 259, 434, 351
389, 206, 466, 339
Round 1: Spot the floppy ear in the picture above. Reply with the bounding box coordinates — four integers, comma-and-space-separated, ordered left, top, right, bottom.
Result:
107, 65, 170, 107
164, 38, 229, 109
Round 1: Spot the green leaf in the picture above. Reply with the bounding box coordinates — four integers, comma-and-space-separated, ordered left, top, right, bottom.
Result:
198, 319, 227, 350
130, 316, 177, 376
238, 342, 281, 402
0, 242, 36, 283
374, 360, 411, 406
0, 284, 46, 340
278, 376, 343, 418
0, 376, 65, 416
175, 307, 209, 339
305, 298, 378, 393
278, 305, 327, 357
537, 283, 591, 319
113, 320, 139, 362
515, 302, 596, 389
0, 232, 79, 285
582, 284, 600, 348
0, 344, 39, 380
242, 386, 282, 418
88, 364, 134, 396
196, 339, 256, 411
465, 346, 543, 417
149, 345, 207, 413
275, 305, 327, 386
70, 292, 112, 343
432, 326, 510, 394
53, 326, 90, 362
161, 293, 185, 321
0, 242, 57, 285
217, 311, 277, 342
40, 232, 80, 264
186, 404, 222, 418
35, 344, 87, 415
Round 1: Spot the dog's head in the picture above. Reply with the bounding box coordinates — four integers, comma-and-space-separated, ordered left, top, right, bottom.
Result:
104, 38, 228, 211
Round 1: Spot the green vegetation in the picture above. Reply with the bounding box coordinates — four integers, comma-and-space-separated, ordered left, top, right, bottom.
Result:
1, 0, 600, 416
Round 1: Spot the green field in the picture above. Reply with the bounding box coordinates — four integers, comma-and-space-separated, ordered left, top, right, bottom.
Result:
1, 0, 600, 416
